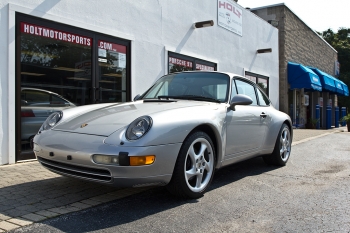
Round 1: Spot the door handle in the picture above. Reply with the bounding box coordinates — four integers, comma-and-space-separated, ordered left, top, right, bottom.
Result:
260, 112, 267, 118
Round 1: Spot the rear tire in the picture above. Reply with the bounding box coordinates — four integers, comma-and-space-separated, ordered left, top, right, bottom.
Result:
166, 131, 216, 199
263, 123, 291, 166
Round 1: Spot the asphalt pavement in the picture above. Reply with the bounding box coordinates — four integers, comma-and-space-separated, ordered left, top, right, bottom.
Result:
0, 126, 347, 232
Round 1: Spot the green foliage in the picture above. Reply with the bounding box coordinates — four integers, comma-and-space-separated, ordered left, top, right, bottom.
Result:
322, 28, 350, 111
340, 113, 350, 123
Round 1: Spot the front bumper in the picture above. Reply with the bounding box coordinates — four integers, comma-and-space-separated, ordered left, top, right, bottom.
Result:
34, 130, 182, 187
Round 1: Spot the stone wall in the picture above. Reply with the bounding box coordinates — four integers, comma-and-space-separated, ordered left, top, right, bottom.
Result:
252, 5, 338, 115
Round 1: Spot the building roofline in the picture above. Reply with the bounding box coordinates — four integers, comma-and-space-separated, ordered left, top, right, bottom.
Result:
250, 3, 338, 53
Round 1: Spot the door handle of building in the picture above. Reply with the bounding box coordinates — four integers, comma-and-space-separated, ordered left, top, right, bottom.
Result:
260, 112, 267, 118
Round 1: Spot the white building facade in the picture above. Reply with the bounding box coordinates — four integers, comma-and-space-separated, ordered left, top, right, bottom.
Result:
0, 0, 279, 164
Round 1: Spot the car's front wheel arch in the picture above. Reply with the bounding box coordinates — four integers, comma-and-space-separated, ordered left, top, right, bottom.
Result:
186, 124, 220, 168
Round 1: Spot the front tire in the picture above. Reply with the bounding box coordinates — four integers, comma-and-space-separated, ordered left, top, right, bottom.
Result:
166, 131, 216, 199
263, 123, 291, 166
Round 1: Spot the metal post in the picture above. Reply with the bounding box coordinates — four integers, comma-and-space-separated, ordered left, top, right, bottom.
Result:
335, 106, 339, 128
326, 105, 331, 129
293, 89, 297, 125
315, 104, 320, 129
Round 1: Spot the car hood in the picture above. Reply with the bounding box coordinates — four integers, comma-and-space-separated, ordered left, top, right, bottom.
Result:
53, 100, 217, 136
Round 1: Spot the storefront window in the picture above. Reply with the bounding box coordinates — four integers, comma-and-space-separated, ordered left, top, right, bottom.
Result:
258, 78, 268, 95
168, 52, 216, 73
245, 74, 257, 83
98, 40, 128, 102
169, 57, 193, 73
196, 63, 215, 71
245, 71, 269, 96
20, 22, 92, 106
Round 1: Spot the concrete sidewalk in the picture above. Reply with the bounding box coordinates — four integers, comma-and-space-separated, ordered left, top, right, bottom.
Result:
0, 127, 347, 232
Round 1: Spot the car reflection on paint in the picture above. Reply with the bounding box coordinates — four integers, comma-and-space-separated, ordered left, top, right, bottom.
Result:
33, 71, 293, 199
21, 88, 76, 144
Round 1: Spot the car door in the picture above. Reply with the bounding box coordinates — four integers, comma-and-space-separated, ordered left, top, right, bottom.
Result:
225, 78, 269, 157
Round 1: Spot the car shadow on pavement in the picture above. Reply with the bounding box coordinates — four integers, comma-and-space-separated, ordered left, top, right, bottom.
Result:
11, 157, 281, 233
210, 156, 280, 191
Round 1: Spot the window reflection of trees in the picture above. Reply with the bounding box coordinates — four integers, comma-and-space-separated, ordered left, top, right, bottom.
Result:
21, 35, 91, 68
20, 34, 92, 106
169, 64, 192, 73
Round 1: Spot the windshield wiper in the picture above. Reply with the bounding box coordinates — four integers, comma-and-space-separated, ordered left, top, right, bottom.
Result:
158, 95, 221, 103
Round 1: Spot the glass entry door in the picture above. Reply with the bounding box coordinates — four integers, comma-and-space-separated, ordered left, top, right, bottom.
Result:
18, 22, 93, 160
97, 39, 128, 103
16, 14, 131, 161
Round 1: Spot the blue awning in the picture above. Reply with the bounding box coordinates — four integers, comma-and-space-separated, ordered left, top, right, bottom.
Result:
288, 62, 322, 91
339, 80, 349, 96
335, 81, 344, 95
309, 68, 336, 92
309, 67, 348, 96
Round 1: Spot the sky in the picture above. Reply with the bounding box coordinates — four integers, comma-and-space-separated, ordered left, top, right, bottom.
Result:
237, 0, 350, 33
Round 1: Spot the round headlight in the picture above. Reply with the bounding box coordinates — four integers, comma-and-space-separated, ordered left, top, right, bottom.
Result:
39, 111, 63, 132
126, 116, 152, 140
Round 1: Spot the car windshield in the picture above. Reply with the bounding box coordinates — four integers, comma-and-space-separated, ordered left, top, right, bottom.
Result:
142, 72, 230, 103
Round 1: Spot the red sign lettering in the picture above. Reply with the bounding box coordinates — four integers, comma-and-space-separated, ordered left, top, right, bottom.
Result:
196, 64, 215, 71
169, 57, 193, 68
21, 22, 92, 46
218, 1, 242, 18
98, 40, 126, 54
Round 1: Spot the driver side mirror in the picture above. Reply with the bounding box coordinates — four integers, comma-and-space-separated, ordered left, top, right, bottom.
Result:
229, 94, 253, 111
133, 94, 141, 101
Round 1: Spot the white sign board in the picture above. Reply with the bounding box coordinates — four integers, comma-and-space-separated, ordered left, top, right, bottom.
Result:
217, 0, 243, 36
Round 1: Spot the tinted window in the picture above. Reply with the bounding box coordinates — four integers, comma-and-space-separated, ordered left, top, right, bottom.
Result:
22, 90, 50, 105
235, 80, 258, 105
256, 88, 270, 106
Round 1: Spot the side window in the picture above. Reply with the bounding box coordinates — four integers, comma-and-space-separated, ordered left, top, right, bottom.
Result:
51, 95, 69, 105
22, 90, 50, 106
235, 80, 258, 105
256, 88, 270, 106
230, 80, 238, 101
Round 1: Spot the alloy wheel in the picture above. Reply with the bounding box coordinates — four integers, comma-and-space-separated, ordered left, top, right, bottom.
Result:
280, 127, 291, 162
184, 138, 214, 193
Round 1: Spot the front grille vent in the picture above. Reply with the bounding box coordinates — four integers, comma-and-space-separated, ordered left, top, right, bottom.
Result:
37, 156, 112, 182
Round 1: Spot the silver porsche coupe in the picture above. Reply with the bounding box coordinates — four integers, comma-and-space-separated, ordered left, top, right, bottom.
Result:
33, 71, 292, 198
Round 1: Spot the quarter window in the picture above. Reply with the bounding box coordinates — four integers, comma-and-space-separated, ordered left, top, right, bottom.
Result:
256, 88, 270, 106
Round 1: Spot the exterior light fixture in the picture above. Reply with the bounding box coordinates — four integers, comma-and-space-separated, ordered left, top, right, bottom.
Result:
193, 20, 214, 29
257, 48, 272, 54
268, 20, 279, 27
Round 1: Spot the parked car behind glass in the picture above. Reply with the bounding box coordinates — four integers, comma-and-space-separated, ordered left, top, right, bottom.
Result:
21, 88, 76, 142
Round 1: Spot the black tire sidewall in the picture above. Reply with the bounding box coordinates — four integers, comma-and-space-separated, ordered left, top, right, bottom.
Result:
273, 123, 291, 166
168, 131, 216, 199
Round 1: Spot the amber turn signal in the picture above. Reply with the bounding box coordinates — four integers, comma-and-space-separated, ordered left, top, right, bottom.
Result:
129, 155, 155, 166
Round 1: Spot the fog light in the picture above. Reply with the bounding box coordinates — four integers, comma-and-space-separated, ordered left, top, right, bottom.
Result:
92, 155, 119, 165
129, 155, 155, 166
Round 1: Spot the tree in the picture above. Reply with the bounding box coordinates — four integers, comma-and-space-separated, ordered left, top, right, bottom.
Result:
322, 28, 350, 111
